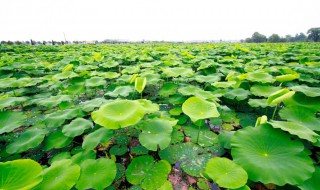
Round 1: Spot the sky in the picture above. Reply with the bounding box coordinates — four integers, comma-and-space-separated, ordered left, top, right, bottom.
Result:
0, 0, 319, 42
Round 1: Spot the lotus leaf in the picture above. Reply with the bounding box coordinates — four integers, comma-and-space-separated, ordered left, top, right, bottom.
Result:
275, 73, 299, 82
36, 95, 73, 108
162, 67, 194, 78
268, 120, 319, 142
138, 118, 176, 151
205, 157, 248, 189
231, 124, 314, 185
267, 88, 295, 105
283, 93, 320, 112
85, 77, 106, 87
224, 88, 251, 101
76, 158, 117, 190
279, 106, 320, 131
62, 118, 93, 137
82, 127, 113, 149
43, 107, 85, 128
159, 142, 212, 177
158, 83, 178, 97
6, 128, 47, 154
0, 111, 26, 134
79, 98, 108, 112
250, 84, 282, 97
0, 97, 27, 109
126, 155, 171, 189
71, 150, 96, 165
182, 96, 220, 122
91, 100, 146, 129
0, 159, 43, 190
44, 129, 73, 151
135, 77, 147, 94
33, 159, 80, 190
105, 86, 134, 97
298, 166, 320, 190
289, 85, 320, 97
183, 125, 218, 147
246, 71, 275, 83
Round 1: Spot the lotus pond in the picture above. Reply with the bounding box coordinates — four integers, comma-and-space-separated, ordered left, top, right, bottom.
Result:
0, 43, 319, 190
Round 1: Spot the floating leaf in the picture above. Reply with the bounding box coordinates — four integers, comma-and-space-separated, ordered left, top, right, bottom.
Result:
0, 97, 27, 109
275, 73, 299, 82
248, 98, 269, 108
76, 158, 117, 190
162, 67, 194, 78
138, 118, 176, 151
205, 157, 248, 189
126, 155, 171, 189
0, 111, 26, 134
44, 129, 73, 151
43, 108, 84, 128
33, 159, 80, 190
36, 95, 73, 108
182, 96, 220, 122
158, 83, 178, 97
91, 100, 147, 129
183, 125, 218, 147
298, 166, 320, 190
0, 159, 43, 190
85, 77, 106, 87
62, 118, 93, 137
231, 124, 314, 185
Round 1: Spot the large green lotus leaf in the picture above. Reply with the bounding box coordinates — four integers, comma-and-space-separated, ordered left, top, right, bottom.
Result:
33, 159, 80, 190
267, 88, 295, 105
162, 67, 194, 78
122, 66, 140, 74
279, 106, 320, 131
136, 99, 159, 113
246, 71, 275, 83
298, 166, 320, 190
231, 124, 314, 185
250, 84, 282, 97
193, 74, 222, 83
79, 98, 108, 112
105, 86, 134, 97
0, 159, 43, 190
139, 73, 161, 85
75, 65, 98, 72
158, 83, 178, 97
224, 88, 251, 101
62, 118, 93, 137
43, 108, 85, 128
10, 77, 42, 88
289, 85, 320, 97
36, 95, 73, 108
0, 111, 26, 134
135, 77, 147, 94
205, 157, 248, 189
85, 77, 106, 87
212, 81, 237, 88
6, 128, 47, 154
0, 97, 27, 109
82, 127, 113, 149
183, 125, 218, 147
182, 96, 220, 122
138, 118, 176, 151
126, 155, 171, 190
268, 120, 319, 143
248, 98, 270, 108
178, 85, 218, 99
159, 142, 212, 177
76, 158, 117, 190
91, 100, 146, 129
44, 129, 73, 151
283, 93, 320, 112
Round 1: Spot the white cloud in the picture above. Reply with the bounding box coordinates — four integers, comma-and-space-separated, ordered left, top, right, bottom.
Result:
1, 0, 319, 41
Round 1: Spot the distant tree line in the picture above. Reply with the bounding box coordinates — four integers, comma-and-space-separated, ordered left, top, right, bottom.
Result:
243, 27, 320, 43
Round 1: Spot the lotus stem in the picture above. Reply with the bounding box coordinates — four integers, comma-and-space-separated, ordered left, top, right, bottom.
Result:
271, 104, 278, 120
196, 125, 201, 144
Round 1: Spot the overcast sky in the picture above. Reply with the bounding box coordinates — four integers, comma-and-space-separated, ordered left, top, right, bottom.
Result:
1, 0, 319, 41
